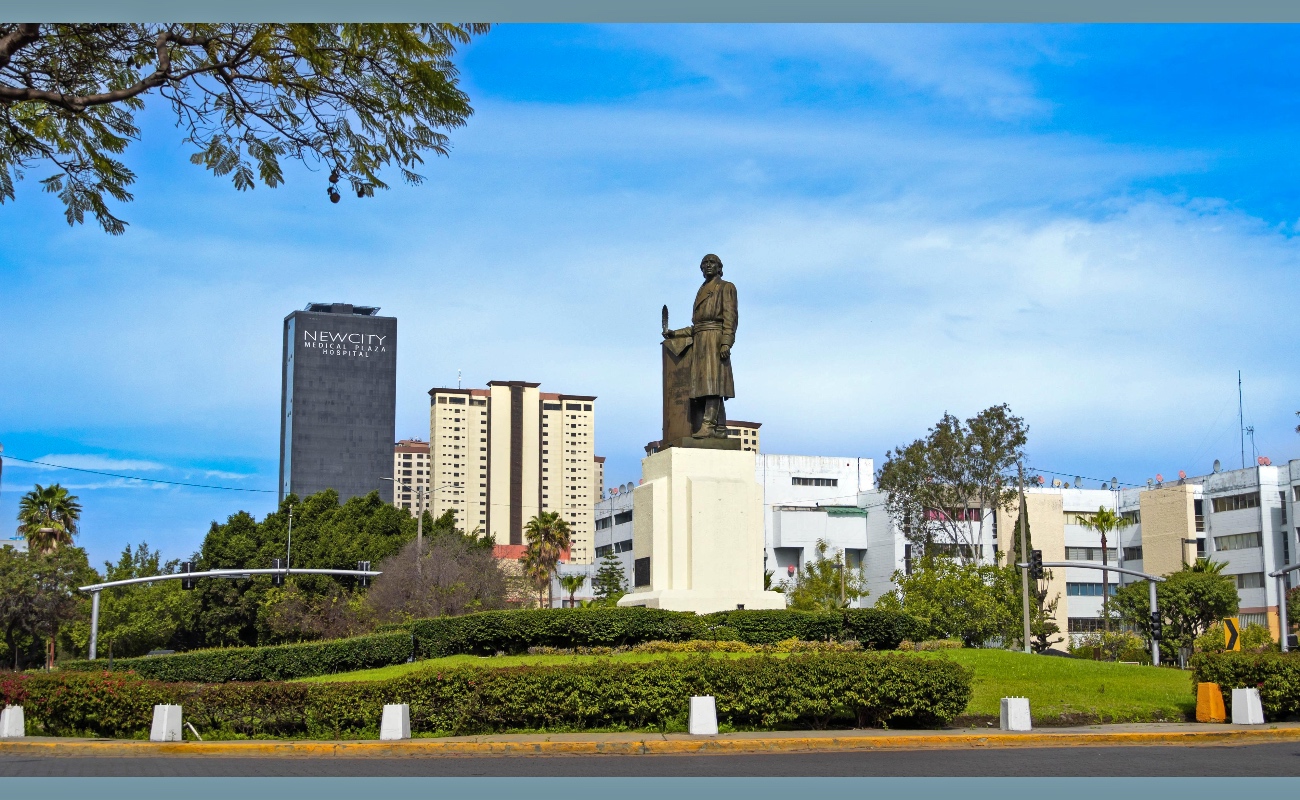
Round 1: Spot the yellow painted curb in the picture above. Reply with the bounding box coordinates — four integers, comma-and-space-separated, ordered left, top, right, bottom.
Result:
3, 727, 1300, 758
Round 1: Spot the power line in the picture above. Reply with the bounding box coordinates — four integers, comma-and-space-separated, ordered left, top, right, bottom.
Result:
0, 455, 276, 493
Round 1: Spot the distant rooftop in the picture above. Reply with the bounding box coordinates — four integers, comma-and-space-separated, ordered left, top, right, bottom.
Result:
305, 302, 380, 316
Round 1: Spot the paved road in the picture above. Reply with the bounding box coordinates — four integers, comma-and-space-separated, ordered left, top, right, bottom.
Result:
4, 742, 1300, 776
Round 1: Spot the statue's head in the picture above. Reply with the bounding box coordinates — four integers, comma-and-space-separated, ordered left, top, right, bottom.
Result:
700, 254, 723, 279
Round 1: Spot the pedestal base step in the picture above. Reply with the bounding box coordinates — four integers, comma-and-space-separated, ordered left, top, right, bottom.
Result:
618, 589, 786, 614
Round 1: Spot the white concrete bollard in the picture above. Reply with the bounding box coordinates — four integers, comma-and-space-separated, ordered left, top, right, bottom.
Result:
1231, 688, 1265, 725
0, 705, 25, 738
1000, 697, 1032, 731
379, 703, 411, 741
149, 704, 183, 742
689, 696, 718, 735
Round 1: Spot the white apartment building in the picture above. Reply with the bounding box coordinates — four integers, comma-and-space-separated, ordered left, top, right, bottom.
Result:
428, 381, 601, 563
391, 439, 431, 515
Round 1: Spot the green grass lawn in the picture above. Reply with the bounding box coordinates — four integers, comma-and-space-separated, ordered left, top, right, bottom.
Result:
296, 648, 1197, 726
916, 649, 1196, 725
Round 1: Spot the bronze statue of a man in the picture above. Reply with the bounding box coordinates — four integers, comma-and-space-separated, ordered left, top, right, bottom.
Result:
664, 254, 737, 439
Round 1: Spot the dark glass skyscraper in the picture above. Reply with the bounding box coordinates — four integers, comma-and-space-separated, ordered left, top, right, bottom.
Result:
279, 302, 397, 503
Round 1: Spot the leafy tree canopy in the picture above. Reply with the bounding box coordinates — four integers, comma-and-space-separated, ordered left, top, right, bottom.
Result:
0, 543, 96, 669
784, 539, 869, 612
1112, 561, 1239, 658
876, 556, 1016, 647
17, 483, 82, 554
0, 23, 488, 234
876, 404, 1027, 563
188, 489, 417, 648
66, 541, 197, 659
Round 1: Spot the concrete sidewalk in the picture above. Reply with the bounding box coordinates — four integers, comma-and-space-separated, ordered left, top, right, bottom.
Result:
3, 722, 1300, 758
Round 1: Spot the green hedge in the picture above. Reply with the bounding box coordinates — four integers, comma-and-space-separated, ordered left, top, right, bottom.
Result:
1191, 652, 1300, 720
61, 632, 414, 682
700, 609, 922, 648
63, 608, 923, 684
5, 652, 971, 738
411, 607, 702, 656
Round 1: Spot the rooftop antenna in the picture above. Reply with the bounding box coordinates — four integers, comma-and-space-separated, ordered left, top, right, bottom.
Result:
1239, 370, 1245, 470
1246, 425, 1257, 463
458, 369, 462, 390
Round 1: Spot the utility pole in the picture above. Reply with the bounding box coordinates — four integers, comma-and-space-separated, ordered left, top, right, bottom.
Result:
1019, 464, 1031, 654
285, 505, 294, 572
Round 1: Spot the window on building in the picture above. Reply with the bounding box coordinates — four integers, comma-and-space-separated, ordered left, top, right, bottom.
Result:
1240, 612, 1268, 628
614, 539, 633, 553
904, 544, 912, 575
1065, 512, 1098, 526
1121, 510, 1140, 525
1212, 492, 1261, 513
1065, 546, 1119, 562
1196, 538, 1206, 558
595, 516, 612, 530
1214, 532, 1263, 551
792, 477, 838, 487
1122, 546, 1143, 562
1068, 618, 1105, 633
566, 403, 581, 411
595, 544, 613, 558
614, 510, 633, 525
1235, 572, 1266, 590
1282, 491, 1289, 524
1066, 582, 1118, 596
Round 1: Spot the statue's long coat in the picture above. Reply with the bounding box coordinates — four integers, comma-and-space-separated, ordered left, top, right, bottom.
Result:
689, 277, 737, 399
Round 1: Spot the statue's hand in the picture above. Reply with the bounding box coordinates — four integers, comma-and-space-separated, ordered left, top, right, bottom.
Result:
720, 344, 731, 359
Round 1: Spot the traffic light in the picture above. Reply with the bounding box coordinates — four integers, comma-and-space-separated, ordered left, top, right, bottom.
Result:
358, 561, 371, 588
1150, 611, 1163, 641
181, 561, 195, 591
1029, 550, 1044, 580
272, 558, 285, 587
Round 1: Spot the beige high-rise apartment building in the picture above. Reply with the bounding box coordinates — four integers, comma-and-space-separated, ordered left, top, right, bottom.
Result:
392, 439, 431, 514
428, 381, 599, 563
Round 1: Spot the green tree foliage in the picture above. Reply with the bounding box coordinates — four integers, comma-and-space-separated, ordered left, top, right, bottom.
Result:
16, 483, 82, 554
0, 23, 489, 234
187, 490, 416, 649
592, 551, 627, 605
362, 530, 506, 625
65, 542, 197, 659
876, 404, 1027, 563
521, 511, 572, 608
0, 543, 96, 669
558, 574, 587, 609
1113, 561, 1239, 660
784, 539, 869, 612
875, 557, 1012, 647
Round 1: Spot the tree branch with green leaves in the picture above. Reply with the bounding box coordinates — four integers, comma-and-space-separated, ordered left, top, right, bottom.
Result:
0, 23, 488, 234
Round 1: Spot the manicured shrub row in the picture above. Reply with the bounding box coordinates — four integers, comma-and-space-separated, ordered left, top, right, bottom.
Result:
61, 632, 414, 683
1191, 652, 1300, 719
5, 652, 972, 739
63, 608, 922, 683
411, 607, 701, 656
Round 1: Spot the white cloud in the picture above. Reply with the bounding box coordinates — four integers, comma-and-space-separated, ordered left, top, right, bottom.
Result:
28, 454, 166, 472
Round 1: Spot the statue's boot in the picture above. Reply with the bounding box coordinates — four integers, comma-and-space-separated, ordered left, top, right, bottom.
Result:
694, 400, 718, 438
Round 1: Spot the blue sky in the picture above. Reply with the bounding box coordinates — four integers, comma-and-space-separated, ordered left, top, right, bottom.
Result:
4, 24, 1300, 567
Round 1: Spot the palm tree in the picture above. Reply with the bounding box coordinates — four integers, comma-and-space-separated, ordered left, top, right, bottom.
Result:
1080, 507, 1130, 635
1190, 558, 1227, 574
18, 483, 82, 554
519, 544, 550, 608
523, 511, 572, 608
558, 574, 586, 608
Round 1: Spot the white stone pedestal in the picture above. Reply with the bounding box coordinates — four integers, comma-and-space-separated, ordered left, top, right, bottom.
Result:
1000, 697, 1032, 731
150, 705, 183, 742
1231, 688, 1265, 725
380, 703, 411, 740
0, 705, 24, 738
617, 447, 786, 614
689, 696, 718, 735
